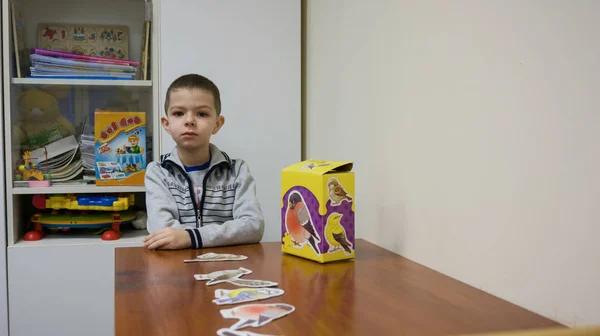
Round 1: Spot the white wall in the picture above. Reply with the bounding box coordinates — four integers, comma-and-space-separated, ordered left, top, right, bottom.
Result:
305, 0, 600, 327
160, 0, 300, 242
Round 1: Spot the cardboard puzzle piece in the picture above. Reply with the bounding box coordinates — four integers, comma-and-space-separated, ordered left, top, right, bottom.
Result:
213, 288, 285, 306
184, 252, 248, 263
194, 268, 278, 287
194, 268, 252, 285
216, 328, 277, 336
38, 23, 130, 60
220, 303, 295, 330
226, 278, 279, 288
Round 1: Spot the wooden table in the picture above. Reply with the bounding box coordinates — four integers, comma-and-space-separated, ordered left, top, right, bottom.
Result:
115, 239, 563, 336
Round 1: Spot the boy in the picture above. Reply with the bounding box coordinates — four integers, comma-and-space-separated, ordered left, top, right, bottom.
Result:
143, 74, 265, 250
124, 134, 142, 154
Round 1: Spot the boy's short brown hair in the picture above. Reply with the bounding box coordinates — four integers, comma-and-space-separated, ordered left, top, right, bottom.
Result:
164, 74, 222, 115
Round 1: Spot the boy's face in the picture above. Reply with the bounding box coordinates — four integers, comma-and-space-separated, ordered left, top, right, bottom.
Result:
161, 88, 224, 151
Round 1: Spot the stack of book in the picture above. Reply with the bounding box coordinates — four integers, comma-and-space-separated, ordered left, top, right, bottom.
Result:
79, 123, 96, 184
29, 48, 139, 80
14, 134, 84, 188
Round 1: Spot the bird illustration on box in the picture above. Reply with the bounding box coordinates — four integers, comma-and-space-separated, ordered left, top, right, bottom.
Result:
285, 192, 321, 254
328, 178, 352, 206
325, 212, 353, 255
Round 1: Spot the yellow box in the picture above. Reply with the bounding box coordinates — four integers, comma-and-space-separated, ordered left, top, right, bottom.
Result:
94, 111, 146, 186
281, 160, 355, 263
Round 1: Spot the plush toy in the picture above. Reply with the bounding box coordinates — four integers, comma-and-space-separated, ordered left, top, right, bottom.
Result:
12, 88, 75, 146
132, 210, 147, 230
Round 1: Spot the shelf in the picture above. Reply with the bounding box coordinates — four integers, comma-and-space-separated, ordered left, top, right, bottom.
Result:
12, 185, 145, 195
9, 229, 147, 248
11, 78, 152, 87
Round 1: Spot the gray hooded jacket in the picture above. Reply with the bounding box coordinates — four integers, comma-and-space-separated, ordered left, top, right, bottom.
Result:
144, 143, 264, 248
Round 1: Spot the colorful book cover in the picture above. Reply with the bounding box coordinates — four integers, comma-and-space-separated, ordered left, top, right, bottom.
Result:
94, 111, 146, 186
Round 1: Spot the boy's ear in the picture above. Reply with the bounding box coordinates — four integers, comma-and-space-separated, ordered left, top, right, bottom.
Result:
161, 116, 171, 134
213, 115, 225, 135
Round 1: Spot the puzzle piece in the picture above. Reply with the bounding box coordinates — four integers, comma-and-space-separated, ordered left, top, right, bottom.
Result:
213, 288, 284, 305
220, 303, 295, 330
194, 267, 252, 285
184, 252, 248, 263
194, 268, 278, 287
227, 278, 279, 288
217, 328, 277, 336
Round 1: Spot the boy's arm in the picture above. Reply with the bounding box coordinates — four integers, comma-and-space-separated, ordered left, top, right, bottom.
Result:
187, 160, 265, 248
145, 163, 187, 233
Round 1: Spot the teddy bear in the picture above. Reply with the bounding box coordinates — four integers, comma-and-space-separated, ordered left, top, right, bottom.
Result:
12, 88, 75, 146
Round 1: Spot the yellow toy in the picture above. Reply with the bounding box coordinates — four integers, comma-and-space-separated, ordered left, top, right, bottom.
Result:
12, 88, 75, 145
25, 211, 137, 242
15, 150, 51, 187
19, 151, 43, 180
33, 194, 135, 211
26, 193, 138, 242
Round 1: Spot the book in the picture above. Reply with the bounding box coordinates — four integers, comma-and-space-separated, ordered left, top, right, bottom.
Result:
140, 20, 151, 80
94, 111, 146, 186
139, 1, 152, 80
28, 75, 133, 80
11, 2, 30, 78
30, 53, 137, 71
29, 52, 137, 79
31, 48, 139, 66
28, 134, 79, 164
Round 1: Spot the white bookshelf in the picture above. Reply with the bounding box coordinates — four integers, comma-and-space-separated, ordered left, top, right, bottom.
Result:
2, 0, 161, 334
3, 0, 161, 247
10, 229, 146, 248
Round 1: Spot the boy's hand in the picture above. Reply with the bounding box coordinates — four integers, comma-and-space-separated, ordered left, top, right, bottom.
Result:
144, 228, 191, 250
